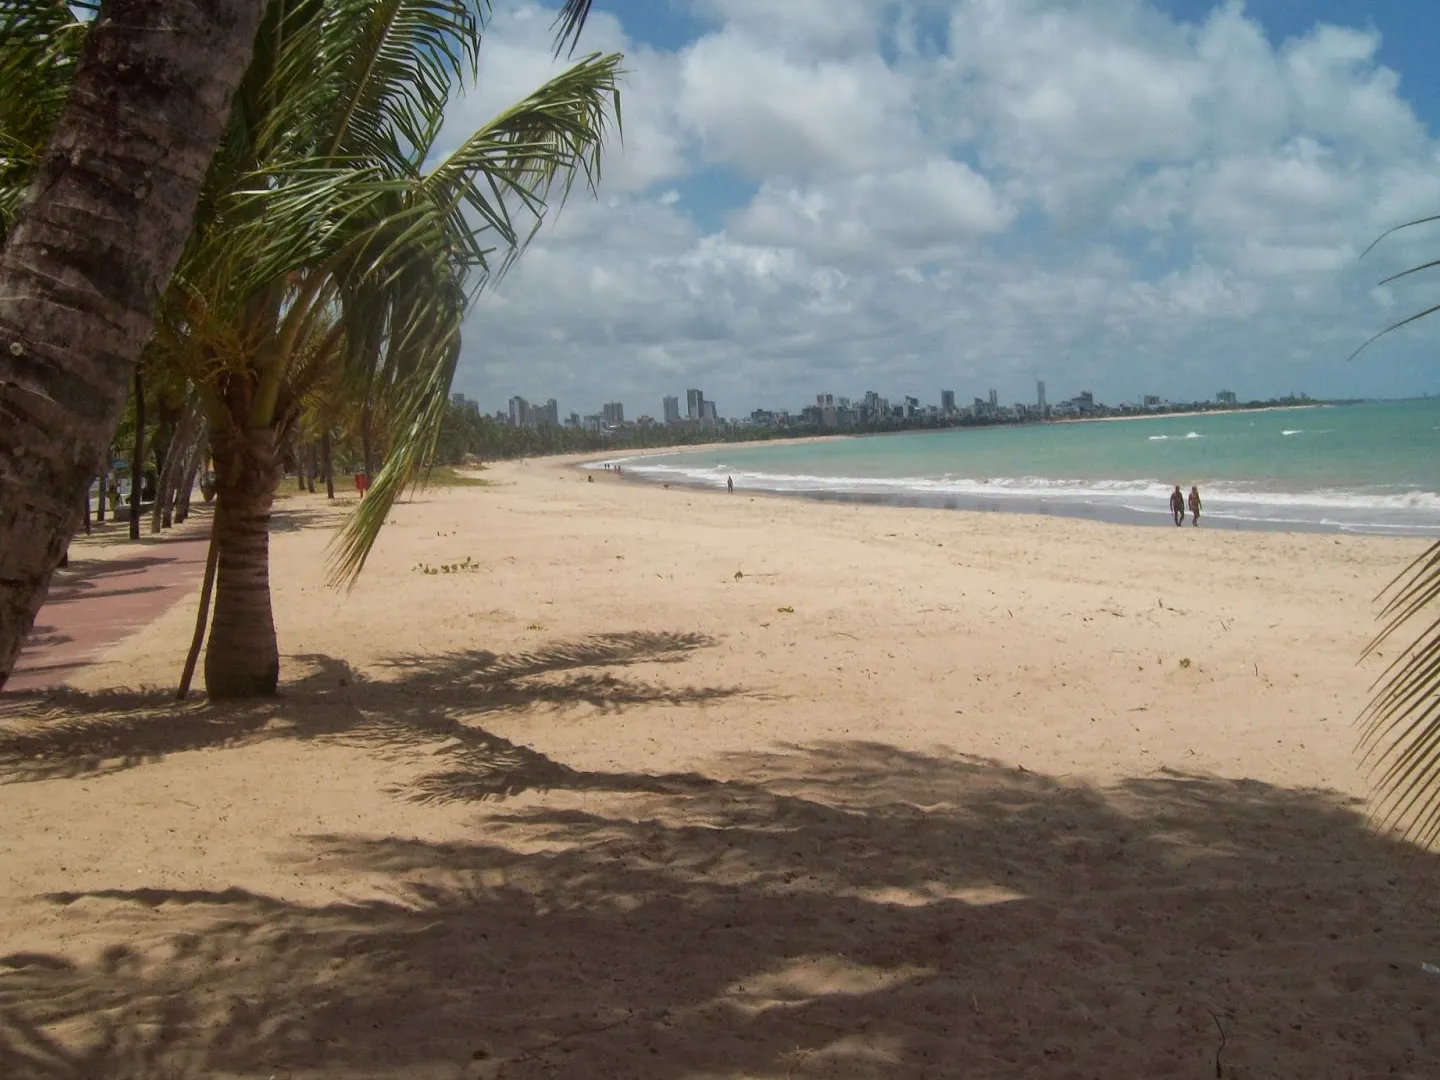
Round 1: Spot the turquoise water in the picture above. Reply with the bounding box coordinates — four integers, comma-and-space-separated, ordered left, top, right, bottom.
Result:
610, 400, 1440, 534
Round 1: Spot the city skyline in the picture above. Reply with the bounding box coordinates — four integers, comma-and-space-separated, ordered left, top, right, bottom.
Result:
482, 381, 1269, 431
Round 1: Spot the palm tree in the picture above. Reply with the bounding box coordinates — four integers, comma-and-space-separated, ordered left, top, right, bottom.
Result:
154, 0, 621, 697
1353, 217, 1440, 846
0, 0, 267, 688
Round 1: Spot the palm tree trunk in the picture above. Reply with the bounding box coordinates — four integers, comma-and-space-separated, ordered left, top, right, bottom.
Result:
361, 408, 376, 480
306, 443, 317, 493
0, 0, 268, 689
177, 517, 219, 700
321, 430, 335, 499
82, 483, 91, 535
128, 367, 145, 541
153, 401, 202, 531
204, 425, 281, 699
176, 447, 202, 523
95, 468, 106, 523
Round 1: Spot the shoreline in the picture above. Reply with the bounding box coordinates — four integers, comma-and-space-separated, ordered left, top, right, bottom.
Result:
586, 464, 1432, 537
555, 400, 1436, 538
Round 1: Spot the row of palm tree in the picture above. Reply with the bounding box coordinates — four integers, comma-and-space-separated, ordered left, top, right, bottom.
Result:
1, 0, 621, 697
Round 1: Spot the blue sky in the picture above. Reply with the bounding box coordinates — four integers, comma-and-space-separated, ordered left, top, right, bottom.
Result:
449, 0, 1440, 418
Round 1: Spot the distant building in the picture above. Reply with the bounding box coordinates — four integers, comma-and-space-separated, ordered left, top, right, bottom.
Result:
686, 388, 705, 420
538, 398, 559, 426
508, 395, 530, 427
1076, 390, 1095, 412
662, 395, 681, 424
1142, 395, 1161, 409
1216, 390, 1237, 405
988, 388, 998, 408
602, 401, 624, 427
904, 395, 920, 419
941, 389, 956, 412
566, 412, 581, 428
1036, 380, 1046, 412
450, 392, 479, 414
701, 400, 718, 424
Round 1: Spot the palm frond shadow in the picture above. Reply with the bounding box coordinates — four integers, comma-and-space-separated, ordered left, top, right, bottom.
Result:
5, 742, 1440, 1079
0, 630, 745, 802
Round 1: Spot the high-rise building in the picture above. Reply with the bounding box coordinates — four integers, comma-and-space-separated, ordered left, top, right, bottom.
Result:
1036, 380, 1046, 411
602, 401, 624, 426
1216, 390, 1237, 405
663, 395, 681, 424
701, 400, 718, 424
686, 388, 705, 420
537, 398, 559, 426
989, 388, 998, 408
941, 389, 956, 412
508, 395, 530, 427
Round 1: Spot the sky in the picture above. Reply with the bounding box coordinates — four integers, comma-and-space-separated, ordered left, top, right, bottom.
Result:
444, 0, 1440, 418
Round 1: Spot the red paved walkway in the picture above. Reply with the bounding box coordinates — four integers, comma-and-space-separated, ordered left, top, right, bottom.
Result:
3, 514, 211, 694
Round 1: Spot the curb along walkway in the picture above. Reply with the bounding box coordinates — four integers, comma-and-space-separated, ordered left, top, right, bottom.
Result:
3, 513, 212, 694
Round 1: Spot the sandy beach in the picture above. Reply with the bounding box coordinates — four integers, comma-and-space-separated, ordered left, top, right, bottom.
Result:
2, 462, 1438, 1078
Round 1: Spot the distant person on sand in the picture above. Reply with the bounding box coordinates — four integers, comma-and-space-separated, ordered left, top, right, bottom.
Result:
1188, 485, 1202, 527
355, 472, 369, 499
1170, 485, 1185, 526
727, 475, 734, 493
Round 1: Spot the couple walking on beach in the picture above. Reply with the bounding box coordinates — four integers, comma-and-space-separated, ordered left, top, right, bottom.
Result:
1170, 485, 1201, 526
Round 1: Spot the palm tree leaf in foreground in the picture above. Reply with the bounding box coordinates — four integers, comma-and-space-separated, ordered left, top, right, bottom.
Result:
326, 52, 622, 587
1358, 542, 1440, 847
1353, 216, 1440, 846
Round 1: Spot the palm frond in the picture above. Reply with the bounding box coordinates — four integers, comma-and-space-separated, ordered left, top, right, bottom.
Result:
327, 263, 465, 586
0, 0, 90, 238
1357, 542, 1440, 847
552, 0, 592, 55
1350, 214, 1440, 361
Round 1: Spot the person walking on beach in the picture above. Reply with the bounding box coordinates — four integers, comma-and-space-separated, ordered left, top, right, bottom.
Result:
1170, 485, 1185, 526
1188, 485, 1202, 527
355, 472, 369, 499
727, 475, 734, 494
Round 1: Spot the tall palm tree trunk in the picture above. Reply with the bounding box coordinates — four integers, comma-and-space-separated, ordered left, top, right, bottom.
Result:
321, 430, 335, 499
204, 424, 281, 699
95, 468, 106, 523
176, 444, 203, 523
0, 0, 268, 688
128, 366, 145, 540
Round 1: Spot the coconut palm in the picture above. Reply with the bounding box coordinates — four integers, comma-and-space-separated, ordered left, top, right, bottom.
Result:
1353, 217, 1440, 846
159, 0, 620, 697
0, 0, 267, 688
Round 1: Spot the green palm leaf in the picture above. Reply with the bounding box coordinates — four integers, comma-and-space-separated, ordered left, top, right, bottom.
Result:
1358, 543, 1440, 846
1353, 215, 1440, 846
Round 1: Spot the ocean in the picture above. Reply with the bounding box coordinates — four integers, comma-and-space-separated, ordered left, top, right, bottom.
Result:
603, 400, 1440, 535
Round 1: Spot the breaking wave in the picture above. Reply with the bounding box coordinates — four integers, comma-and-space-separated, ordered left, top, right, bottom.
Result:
591, 458, 1440, 535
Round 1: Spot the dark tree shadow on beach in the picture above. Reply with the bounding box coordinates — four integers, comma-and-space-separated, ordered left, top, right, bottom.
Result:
4, 738, 1440, 1079
0, 630, 738, 800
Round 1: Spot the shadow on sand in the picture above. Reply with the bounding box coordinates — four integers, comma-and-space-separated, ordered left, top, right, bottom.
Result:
1, 634, 1438, 1078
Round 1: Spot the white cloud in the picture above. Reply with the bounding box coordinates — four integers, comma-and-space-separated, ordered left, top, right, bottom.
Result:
451, 0, 1440, 415
731, 159, 1014, 258
677, 27, 921, 177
